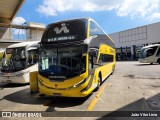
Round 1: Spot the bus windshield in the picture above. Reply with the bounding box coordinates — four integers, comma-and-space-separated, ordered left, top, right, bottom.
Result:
39, 45, 86, 80
41, 19, 87, 43
139, 46, 158, 59
2, 47, 26, 72
139, 48, 146, 59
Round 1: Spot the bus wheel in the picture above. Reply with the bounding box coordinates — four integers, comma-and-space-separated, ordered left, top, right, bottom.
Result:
95, 74, 101, 91
150, 63, 153, 65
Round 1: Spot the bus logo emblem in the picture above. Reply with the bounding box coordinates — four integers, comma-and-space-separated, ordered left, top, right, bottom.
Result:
54, 23, 69, 34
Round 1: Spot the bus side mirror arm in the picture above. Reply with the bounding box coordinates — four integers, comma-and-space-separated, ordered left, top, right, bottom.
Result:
91, 55, 94, 69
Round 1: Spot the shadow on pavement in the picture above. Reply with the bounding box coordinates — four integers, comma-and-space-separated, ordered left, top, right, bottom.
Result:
134, 63, 159, 66
97, 93, 160, 120
3, 88, 91, 108
0, 83, 29, 89
45, 95, 91, 111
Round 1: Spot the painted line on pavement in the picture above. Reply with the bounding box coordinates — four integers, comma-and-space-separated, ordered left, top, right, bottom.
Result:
87, 84, 107, 111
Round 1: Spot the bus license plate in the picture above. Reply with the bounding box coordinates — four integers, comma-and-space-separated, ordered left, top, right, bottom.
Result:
53, 93, 61, 96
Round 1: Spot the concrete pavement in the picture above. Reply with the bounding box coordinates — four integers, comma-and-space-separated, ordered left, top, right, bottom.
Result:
0, 62, 159, 120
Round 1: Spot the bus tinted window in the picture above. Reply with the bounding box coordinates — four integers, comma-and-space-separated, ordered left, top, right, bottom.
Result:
156, 47, 160, 56
99, 54, 113, 64
146, 46, 158, 57
89, 21, 115, 48
42, 20, 87, 43
90, 21, 104, 36
6, 48, 14, 54
28, 50, 38, 67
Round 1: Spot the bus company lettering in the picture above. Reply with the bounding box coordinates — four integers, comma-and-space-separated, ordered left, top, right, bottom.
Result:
47, 35, 76, 42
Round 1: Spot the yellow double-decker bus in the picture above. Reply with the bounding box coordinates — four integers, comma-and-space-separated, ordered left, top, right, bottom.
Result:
30, 18, 116, 97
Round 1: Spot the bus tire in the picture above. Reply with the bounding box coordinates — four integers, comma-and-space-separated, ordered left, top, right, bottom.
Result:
95, 73, 102, 91
157, 59, 160, 64
150, 63, 153, 65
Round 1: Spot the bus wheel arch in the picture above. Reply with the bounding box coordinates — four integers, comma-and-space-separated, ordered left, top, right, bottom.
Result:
99, 72, 102, 85
95, 72, 102, 91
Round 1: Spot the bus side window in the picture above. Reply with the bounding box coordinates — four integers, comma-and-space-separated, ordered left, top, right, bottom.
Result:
146, 49, 153, 57
91, 50, 98, 62
99, 54, 103, 65
28, 50, 38, 66
89, 53, 92, 70
146, 46, 158, 57
156, 47, 160, 56
99, 54, 114, 65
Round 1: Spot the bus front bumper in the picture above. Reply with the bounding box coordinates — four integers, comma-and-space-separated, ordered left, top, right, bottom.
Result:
38, 80, 94, 98
0, 75, 27, 84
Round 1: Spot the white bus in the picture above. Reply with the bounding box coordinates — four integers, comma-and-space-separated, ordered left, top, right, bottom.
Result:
139, 44, 160, 64
0, 50, 5, 72
0, 41, 39, 83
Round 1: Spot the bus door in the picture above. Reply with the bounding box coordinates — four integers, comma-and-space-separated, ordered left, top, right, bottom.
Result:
88, 48, 99, 79
27, 47, 38, 67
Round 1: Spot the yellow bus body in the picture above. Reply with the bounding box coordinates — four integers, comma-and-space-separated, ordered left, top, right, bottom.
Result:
37, 47, 115, 97
30, 18, 116, 97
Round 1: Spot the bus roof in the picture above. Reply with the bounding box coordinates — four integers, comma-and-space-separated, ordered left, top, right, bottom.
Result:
46, 18, 114, 44
48, 18, 89, 26
142, 44, 160, 49
7, 41, 40, 48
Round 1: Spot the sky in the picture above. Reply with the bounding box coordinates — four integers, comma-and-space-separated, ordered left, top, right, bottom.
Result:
12, 0, 160, 34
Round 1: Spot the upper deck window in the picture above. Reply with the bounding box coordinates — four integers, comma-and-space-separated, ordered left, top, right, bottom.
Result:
90, 21, 104, 36
89, 21, 115, 48
41, 20, 87, 43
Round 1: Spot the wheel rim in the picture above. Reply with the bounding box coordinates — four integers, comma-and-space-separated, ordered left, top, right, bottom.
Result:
98, 78, 100, 87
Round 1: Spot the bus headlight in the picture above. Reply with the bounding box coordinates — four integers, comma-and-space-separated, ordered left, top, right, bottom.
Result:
73, 78, 86, 88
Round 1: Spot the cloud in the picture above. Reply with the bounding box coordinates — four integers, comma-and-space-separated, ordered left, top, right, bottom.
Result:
36, 0, 160, 20
36, 0, 74, 16
36, 0, 123, 15
148, 12, 160, 20
117, 0, 160, 18
12, 17, 26, 25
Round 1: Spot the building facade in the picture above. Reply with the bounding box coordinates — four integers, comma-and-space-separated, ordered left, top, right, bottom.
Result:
26, 22, 45, 41
109, 22, 160, 61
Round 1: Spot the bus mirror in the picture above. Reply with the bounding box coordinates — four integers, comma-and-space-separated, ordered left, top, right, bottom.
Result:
93, 57, 97, 64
